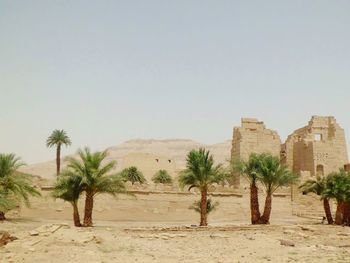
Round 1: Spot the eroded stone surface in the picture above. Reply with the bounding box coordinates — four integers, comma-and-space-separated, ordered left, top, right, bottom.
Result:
231, 118, 281, 187
282, 116, 348, 180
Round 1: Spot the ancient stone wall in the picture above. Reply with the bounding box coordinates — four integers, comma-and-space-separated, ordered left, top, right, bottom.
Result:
231, 118, 281, 187
282, 116, 348, 181
121, 153, 177, 184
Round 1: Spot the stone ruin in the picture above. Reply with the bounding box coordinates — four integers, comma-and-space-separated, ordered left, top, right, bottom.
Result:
231, 118, 281, 187
231, 116, 349, 188
282, 116, 348, 181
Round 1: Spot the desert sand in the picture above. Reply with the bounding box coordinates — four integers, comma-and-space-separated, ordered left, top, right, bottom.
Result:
1, 188, 350, 263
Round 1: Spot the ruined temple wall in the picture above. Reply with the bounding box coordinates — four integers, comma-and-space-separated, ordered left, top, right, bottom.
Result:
293, 141, 315, 175
231, 116, 348, 189
231, 118, 281, 160
231, 118, 281, 187
283, 116, 348, 179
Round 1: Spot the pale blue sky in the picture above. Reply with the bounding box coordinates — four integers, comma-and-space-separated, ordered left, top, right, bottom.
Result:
1, 0, 349, 163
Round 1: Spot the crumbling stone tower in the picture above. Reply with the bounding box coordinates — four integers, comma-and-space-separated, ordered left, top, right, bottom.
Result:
282, 116, 348, 180
231, 118, 281, 187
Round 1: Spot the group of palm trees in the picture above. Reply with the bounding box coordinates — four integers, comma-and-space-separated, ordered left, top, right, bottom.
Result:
1, 129, 349, 228
300, 169, 350, 226
235, 153, 298, 224
52, 148, 127, 226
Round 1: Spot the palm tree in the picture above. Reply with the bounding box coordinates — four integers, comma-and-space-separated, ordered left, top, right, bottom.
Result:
257, 154, 298, 224
152, 170, 173, 185
234, 153, 263, 224
52, 172, 83, 227
65, 148, 126, 227
323, 170, 350, 225
120, 166, 146, 185
179, 148, 226, 226
299, 176, 333, 224
46, 130, 72, 176
0, 154, 40, 220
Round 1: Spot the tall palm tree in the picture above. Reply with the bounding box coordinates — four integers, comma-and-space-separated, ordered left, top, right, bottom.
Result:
0, 154, 40, 220
299, 176, 333, 224
323, 170, 350, 225
46, 130, 72, 176
120, 166, 146, 185
234, 153, 264, 224
257, 154, 298, 224
179, 148, 226, 226
52, 172, 83, 227
65, 148, 126, 227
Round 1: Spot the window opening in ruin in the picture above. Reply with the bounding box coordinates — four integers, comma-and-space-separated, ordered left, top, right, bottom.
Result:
168, 160, 171, 163
155, 159, 159, 162
316, 165, 324, 176
314, 134, 322, 141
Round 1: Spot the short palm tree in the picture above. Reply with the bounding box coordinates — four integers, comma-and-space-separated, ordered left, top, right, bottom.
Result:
52, 172, 83, 227
46, 130, 72, 176
299, 176, 333, 224
323, 170, 350, 225
0, 154, 40, 220
65, 148, 126, 227
234, 153, 264, 224
152, 170, 172, 185
179, 148, 226, 226
257, 154, 298, 224
120, 166, 146, 185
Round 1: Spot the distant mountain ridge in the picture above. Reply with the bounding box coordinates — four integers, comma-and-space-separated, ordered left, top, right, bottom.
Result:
19, 139, 232, 180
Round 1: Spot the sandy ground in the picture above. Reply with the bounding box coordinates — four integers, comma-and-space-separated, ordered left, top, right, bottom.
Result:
1, 190, 349, 263
1, 219, 350, 263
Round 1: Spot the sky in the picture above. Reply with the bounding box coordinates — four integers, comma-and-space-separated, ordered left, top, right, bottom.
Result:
1, 0, 350, 164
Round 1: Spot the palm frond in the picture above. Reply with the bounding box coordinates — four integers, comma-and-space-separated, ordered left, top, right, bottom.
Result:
178, 148, 227, 191
46, 129, 71, 147
61, 148, 127, 199
0, 154, 40, 209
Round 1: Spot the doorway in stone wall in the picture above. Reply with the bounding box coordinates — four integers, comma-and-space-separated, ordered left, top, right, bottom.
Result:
316, 165, 324, 176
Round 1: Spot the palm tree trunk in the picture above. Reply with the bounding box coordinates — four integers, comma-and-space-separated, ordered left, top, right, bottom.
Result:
83, 191, 94, 227
258, 193, 272, 224
250, 182, 261, 224
0, 211, 5, 221
343, 202, 350, 226
335, 202, 345, 225
323, 198, 333, 224
200, 189, 208, 226
56, 144, 61, 176
72, 202, 81, 227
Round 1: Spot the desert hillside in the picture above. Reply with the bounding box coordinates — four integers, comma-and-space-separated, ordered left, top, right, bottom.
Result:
19, 139, 232, 181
